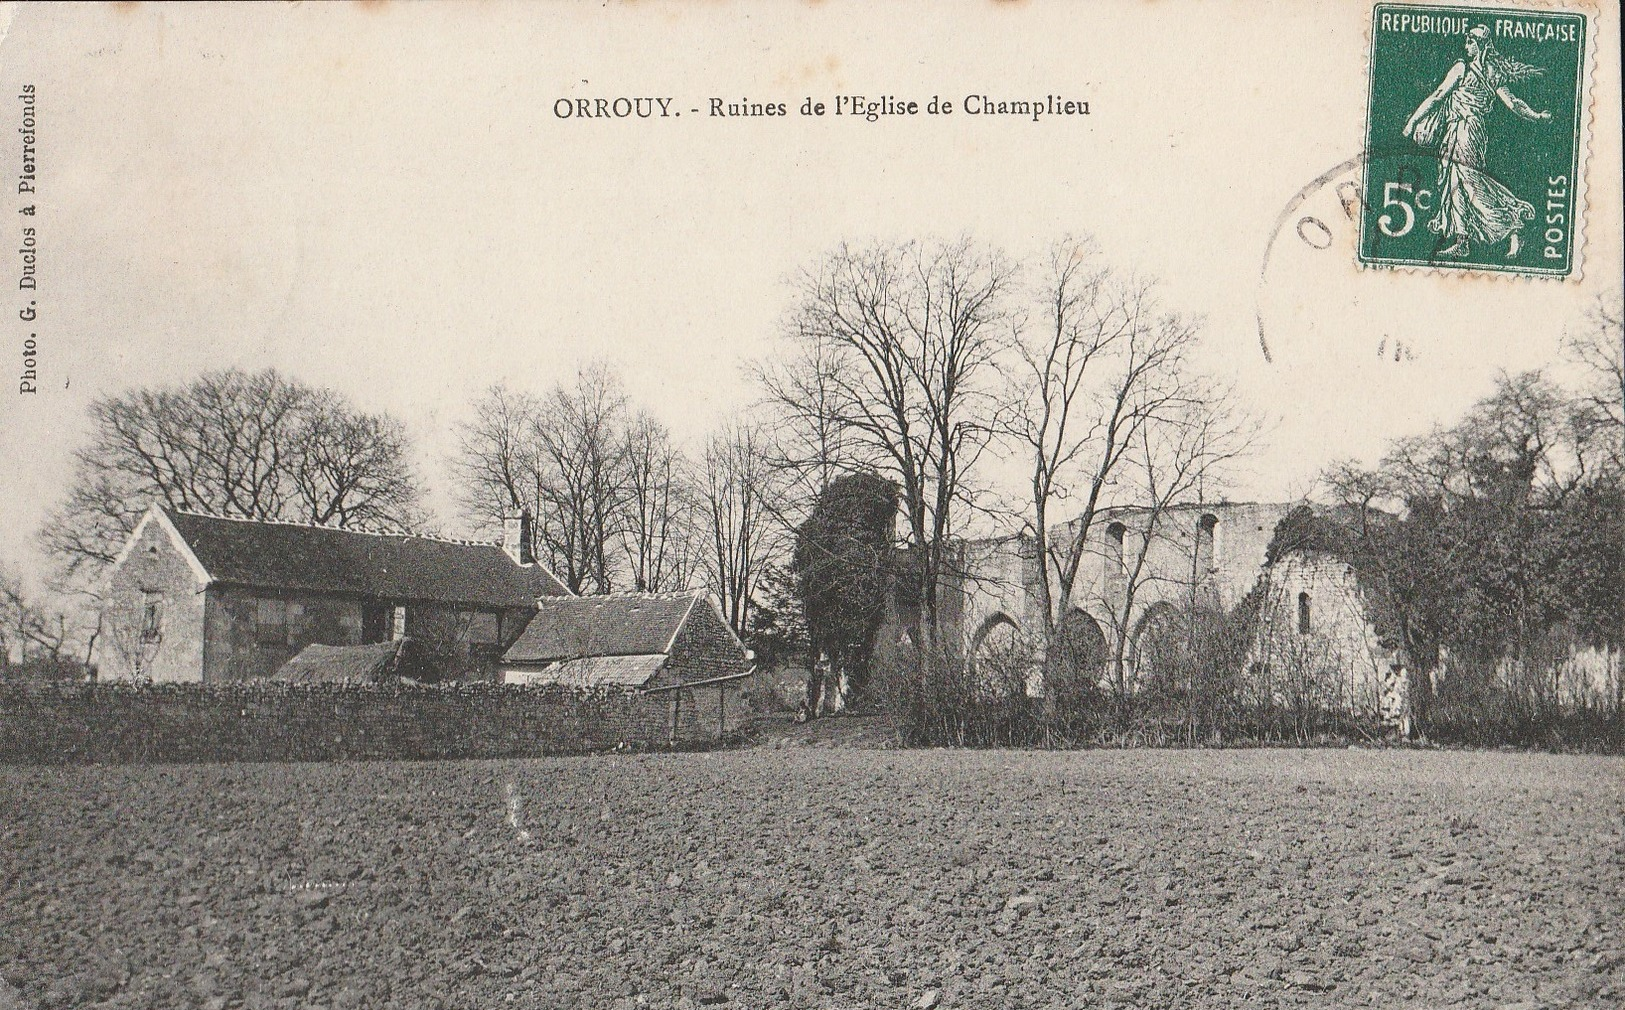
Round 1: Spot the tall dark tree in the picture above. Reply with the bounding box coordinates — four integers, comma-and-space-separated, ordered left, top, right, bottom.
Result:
745, 562, 810, 671
792, 472, 898, 715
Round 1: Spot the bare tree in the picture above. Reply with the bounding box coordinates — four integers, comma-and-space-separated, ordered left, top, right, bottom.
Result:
1008, 238, 1202, 638
0, 566, 69, 675
699, 422, 778, 637
102, 590, 166, 683
1566, 292, 1624, 477
531, 364, 632, 593
1103, 386, 1258, 700
451, 365, 654, 595
292, 391, 426, 529
752, 330, 850, 530
761, 238, 1014, 649
450, 383, 543, 545
623, 411, 700, 592
41, 368, 427, 581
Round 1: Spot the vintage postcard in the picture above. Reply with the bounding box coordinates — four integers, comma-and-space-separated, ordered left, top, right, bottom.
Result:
0, 3, 1620, 1010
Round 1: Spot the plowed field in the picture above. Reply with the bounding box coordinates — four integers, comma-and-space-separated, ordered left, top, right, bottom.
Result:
2, 748, 1621, 1009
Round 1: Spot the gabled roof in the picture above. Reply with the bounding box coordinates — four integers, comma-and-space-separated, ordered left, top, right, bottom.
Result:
506, 654, 668, 688
275, 641, 405, 684
153, 506, 570, 605
500, 592, 701, 665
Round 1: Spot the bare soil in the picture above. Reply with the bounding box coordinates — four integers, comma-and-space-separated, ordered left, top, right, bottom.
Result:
2, 748, 1621, 1009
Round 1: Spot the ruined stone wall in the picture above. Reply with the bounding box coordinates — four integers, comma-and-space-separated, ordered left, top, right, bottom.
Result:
949, 502, 1299, 662
1249, 550, 1406, 725
1067, 502, 1296, 626
952, 536, 1043, 646
0, 682, 715, 764
1557, 646, 1622, 708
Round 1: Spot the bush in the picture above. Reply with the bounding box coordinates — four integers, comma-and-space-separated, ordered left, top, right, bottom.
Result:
1421, 666, 1623, 752
872, 637, 1045, 747
0, 655, 92, 683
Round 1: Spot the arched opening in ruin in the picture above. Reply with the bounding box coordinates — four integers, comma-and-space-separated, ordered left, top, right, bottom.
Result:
1048, 609, 1110, 686
1195, 513, 1218, 576
1104, 521, 1127, 603
1128, 601, 1179, 689
969, 611, 1030, 697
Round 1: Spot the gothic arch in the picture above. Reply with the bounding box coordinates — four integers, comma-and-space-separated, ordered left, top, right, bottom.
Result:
1128, 601, 1179, 687
968, 611, 1029, 695
970, 611, 1023, 661
1048, 608, 1110, 685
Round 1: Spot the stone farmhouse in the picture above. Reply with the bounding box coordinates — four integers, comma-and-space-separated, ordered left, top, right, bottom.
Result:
97, 507, 753, 704
99, 505, 569, 682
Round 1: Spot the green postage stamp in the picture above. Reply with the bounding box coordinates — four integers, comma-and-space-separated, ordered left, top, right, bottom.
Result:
1360, 4, 1590, 277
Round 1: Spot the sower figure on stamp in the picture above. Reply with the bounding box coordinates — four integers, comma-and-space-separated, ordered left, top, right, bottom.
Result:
1402, 24, 1551, 259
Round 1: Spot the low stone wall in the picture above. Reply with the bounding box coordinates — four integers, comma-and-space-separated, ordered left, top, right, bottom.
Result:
0, 681, 748, 764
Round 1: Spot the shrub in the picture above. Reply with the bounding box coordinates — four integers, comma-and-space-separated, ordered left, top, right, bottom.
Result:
871, 636, 1044, 748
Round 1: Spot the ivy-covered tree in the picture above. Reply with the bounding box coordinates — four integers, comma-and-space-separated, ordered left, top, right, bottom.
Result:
792, 472, 897, 716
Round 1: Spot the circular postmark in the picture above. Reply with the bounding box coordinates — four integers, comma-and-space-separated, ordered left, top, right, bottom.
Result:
1254, 145, 1571, 365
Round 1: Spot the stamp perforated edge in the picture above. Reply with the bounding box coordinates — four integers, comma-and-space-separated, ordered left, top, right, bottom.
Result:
1354, 0, 1602, 282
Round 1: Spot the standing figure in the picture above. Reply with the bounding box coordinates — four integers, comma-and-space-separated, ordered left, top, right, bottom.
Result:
1402, 24, 1552, 258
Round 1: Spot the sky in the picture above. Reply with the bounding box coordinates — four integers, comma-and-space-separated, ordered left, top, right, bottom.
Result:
0, 1, 1619, 598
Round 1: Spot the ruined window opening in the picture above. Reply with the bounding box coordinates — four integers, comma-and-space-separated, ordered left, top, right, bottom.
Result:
1195, 513, 1218, 574
1104, 522, 1127, 601
1105, 522, 1126, 571
1298, 592, 1312, 635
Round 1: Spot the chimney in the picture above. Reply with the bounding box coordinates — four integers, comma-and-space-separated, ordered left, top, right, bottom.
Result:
502, 510, 534, 565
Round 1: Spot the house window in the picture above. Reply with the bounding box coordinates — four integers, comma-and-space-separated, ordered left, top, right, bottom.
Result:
256, 598, 290, 647
140, 592, 163, 643
1297, 592, 1312, 635
391, 606, 407, 641
467, 611, 499, 645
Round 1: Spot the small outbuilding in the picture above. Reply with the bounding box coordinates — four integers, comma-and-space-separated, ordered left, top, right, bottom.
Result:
500, 591, 754, 743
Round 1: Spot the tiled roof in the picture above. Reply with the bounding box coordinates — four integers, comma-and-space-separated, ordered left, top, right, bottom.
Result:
505, 654, 668, 688
275, 641, 403, 683
500, 593, 699, 664
161, 507, 569, 605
